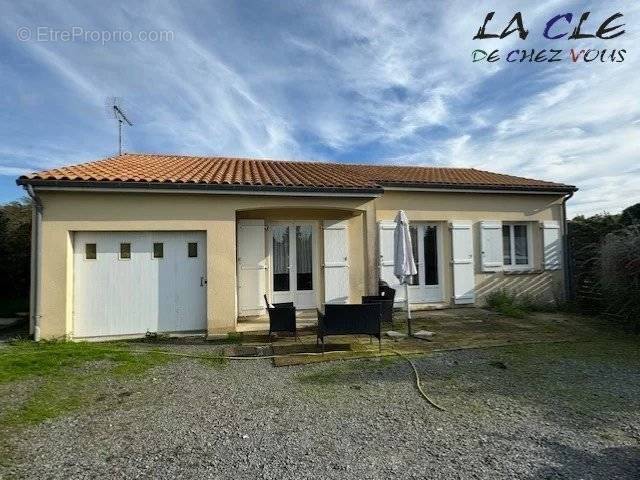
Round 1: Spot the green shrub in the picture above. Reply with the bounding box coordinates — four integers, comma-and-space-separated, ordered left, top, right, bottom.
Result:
485, 288, 561, 318
599, 226, 640, 332
485, 289, 516, 309
485, 290, 527, 318
486, 288, 557, 318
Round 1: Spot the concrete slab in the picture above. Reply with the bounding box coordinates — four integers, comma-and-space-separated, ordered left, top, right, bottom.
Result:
385, 330, 407, 340
414, 330, 435, 340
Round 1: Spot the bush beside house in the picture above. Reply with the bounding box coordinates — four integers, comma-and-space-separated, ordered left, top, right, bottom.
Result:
569, 203, 639, 330
0, 199, 31, 316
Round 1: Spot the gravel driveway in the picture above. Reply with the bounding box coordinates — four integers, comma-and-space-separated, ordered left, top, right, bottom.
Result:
2, 342, 639, 479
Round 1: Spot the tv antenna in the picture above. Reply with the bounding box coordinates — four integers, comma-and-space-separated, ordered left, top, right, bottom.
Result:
105, 97, 133, 155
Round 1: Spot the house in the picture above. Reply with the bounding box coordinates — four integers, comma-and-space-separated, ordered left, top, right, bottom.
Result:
17, 153, 577, 340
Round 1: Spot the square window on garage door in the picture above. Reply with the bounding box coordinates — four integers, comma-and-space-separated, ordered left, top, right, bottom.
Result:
120, 243, 131, 259
188, 242, 198, 258
153, 242, 164, 258
85, 243, 97, 260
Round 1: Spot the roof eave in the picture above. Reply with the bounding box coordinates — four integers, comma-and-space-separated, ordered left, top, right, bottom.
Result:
378, 182, 578, 194
16, 178, 383, 196
16, 178, 578, 195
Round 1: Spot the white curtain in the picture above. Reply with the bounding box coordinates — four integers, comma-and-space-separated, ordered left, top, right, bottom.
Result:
272, 226, 289, 274
296, 225, 312, 274
514, 225, 528, 264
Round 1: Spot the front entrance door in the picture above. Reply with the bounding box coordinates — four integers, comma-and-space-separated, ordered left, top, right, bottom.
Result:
407, 223, 443, 303
270, 223, 316, 309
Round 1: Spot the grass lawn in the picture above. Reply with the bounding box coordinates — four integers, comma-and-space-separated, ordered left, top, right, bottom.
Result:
0, 340, 226, 467
1, 342, 166, 429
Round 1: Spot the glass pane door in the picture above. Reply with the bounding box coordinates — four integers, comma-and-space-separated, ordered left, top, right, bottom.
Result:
423, 226, 438, 285
406, 223, 442, 304
296, 225, 313, 291
270, 222, 316, 309
272, 225, 290, 292
409, 226, 419, 285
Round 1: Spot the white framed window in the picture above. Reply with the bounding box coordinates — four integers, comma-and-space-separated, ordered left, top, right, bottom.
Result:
502, 223, 532, 270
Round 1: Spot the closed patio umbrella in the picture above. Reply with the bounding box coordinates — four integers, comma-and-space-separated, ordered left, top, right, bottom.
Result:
394, 210, 417, 335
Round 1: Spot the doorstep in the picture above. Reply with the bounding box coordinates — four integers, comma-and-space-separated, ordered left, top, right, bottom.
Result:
404, 302, 449, 311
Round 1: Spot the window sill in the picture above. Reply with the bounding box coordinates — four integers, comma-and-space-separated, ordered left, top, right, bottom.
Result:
503, 269, 543, 275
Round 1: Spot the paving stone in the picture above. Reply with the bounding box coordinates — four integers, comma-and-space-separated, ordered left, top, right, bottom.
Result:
385, 331, 407, 339
413, 330, 435, 340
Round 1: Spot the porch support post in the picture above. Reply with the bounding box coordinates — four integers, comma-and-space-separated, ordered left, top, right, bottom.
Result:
346, 213, 366, 302
207, 218, 237, 335
363, 202, 378, 295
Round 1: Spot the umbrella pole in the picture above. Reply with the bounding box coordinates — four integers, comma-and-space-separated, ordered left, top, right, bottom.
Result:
405, 282, 412, 336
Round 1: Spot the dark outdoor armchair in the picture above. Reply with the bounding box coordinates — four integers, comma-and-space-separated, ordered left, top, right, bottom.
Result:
264, 295, 297, 339
362, 295, 394, 326
316, 303, 382, 352
379, 285, 396, 303
362, 285, 396, 326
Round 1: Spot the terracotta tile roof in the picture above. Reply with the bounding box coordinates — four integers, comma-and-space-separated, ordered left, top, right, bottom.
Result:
347, 164, 574, 190
18, 153, 576, 193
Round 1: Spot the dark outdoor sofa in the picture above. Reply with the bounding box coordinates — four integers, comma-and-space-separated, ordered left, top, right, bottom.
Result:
263, 295, 297, 339
316, 303, 382, 352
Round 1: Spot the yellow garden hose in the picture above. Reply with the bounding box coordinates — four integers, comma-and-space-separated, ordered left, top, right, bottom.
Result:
388, 349, 446, 411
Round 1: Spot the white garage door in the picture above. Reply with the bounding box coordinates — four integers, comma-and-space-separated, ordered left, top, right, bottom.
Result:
73, 231, 207, 338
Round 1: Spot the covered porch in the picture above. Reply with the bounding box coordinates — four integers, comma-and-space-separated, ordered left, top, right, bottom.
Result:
235, 207, 371, 332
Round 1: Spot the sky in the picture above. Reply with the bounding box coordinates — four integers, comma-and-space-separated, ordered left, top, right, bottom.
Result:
0, 0, 638, 217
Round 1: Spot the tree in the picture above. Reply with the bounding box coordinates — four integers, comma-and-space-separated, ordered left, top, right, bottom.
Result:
568, 202, 640, 331
620, 202, 640, 226
600, 225, 640, 331
0, 198, 32, 301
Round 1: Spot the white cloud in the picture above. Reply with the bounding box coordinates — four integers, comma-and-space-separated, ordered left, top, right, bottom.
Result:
374, 1, 640, 217
0, 0, 636, 216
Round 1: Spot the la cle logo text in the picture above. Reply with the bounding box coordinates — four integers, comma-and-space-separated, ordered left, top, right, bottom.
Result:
472, 11, 626, 63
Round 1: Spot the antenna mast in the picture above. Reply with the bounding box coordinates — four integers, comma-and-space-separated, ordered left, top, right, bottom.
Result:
114, 105, 133, 155
105, 97, 133, 155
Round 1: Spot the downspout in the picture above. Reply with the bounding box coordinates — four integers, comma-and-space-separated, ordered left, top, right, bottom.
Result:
25, 185, 43, 341
562, 192, 574, 302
